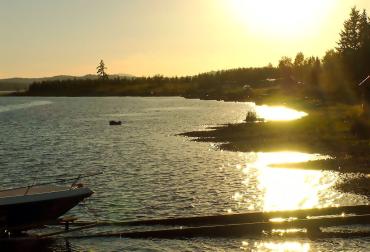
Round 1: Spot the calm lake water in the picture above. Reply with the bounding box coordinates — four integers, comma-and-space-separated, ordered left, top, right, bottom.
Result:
0, 97, 369, 251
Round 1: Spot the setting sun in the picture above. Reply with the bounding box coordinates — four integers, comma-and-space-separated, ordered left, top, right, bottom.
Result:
229, 0, 335, 39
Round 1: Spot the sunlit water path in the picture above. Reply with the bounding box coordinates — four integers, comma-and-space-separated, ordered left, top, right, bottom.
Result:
0, 97, 368, 251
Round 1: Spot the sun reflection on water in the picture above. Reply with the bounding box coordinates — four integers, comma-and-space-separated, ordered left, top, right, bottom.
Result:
260, 167, 336, 211
255, 105, 307, 121
241, 241, 310, 252
237, 151, 337, 211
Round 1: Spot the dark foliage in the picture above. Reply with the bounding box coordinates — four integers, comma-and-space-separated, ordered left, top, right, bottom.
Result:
351, 116, 370, 139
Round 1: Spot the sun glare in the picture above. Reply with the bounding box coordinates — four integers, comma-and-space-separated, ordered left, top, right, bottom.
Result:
255, 105, 307, 121
256, 152, 334, 211
239, 152, 336, 211
228, 0, 335, 39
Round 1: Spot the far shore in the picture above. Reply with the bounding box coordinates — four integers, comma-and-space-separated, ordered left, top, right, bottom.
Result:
0, 90, 21, 95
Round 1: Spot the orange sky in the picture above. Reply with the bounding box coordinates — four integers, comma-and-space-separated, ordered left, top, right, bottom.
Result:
0, 0, 369, 78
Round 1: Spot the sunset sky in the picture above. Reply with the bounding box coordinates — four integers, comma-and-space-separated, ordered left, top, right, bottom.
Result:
1, 0, 369, 78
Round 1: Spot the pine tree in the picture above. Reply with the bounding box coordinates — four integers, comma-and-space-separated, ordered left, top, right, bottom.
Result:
337, 7, 361, 54
294, 52, 304, 67
293, 52, 305, 81
359, 10, 370, 76
97, 60, 108, 80
359, 10, 370, 49
337, 7, 370, 81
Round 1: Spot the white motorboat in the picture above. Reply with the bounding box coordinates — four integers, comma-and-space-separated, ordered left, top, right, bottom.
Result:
0, 182, 93, 233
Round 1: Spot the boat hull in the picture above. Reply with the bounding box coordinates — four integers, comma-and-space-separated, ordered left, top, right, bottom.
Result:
0, 187, 93, 232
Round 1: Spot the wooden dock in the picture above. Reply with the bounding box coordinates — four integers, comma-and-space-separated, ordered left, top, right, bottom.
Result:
66, 204, 370, 227
2, 204, 370, 240
60, 204, 370, 239
106, 204, 370, 227
65, 213, 370, 239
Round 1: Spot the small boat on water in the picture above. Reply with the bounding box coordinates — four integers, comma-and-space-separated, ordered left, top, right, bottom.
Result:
109, 120, 122, 125
0, 182, 93, 234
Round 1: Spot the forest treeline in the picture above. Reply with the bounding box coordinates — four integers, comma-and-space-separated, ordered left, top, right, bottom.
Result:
26, 7, 369, 104
27, 66, 278, 100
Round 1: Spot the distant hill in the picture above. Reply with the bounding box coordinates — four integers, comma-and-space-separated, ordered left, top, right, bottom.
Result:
0, 74, 134, 91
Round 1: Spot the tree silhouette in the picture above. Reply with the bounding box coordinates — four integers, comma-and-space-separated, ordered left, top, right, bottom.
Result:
336, 7, 370, 81
359, 9, 370, 78
293, 52, 304, 67
97, 60, 108, 80
278, 56, 293, 81
337, 7, 361, 53
359, 10, 370, 48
